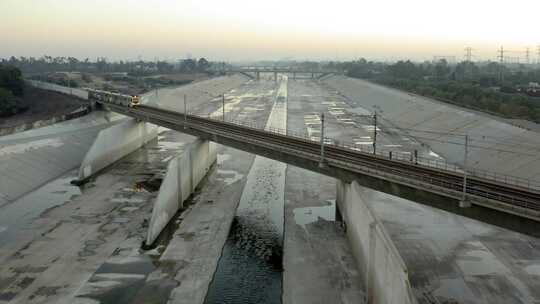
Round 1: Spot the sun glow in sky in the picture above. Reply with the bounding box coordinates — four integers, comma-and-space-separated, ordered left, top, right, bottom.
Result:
1, 0, 539, 61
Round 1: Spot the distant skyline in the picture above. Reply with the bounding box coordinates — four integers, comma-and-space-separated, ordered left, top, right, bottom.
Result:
1, 0, 539, 62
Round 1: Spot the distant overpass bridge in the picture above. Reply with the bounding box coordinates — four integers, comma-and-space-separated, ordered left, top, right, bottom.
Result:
228, 67, 341, 80
100, 101, 540, 233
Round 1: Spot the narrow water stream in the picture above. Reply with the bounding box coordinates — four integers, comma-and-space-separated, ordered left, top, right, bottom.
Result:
205, 76, 288, 304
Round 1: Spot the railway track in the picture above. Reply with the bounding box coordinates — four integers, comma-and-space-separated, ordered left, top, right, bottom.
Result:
106, 103, 540, 212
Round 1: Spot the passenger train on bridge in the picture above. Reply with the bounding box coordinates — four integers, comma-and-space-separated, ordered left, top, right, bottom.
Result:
86, 88, 140, 107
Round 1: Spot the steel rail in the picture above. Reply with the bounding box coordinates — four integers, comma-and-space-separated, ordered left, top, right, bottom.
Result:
105, 103, 540, 212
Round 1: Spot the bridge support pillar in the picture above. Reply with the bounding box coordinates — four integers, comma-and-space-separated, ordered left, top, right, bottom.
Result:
336, 180, 416, 304
73, 118, 158, 184
311, 73, 314, 79
256, 71, 260, 80
274, 72, 278, 82
146, 140, 218, 246
293, 72, 296, 80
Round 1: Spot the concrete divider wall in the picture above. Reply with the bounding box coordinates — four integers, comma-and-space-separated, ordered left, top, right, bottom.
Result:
337, 181, 417, 304
27, 80, 88, 100
146, 140, 218, 245
77, 118, 158, 181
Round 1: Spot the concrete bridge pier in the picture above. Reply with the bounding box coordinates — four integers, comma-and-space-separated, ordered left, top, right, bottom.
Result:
293, 72, 296, 80
146, 139, 218, 246
311, 73, 314, 79
336, 180, 416, 304
73, 118, 158, 184
274, 71, 278, 82
256, 71, 260, 80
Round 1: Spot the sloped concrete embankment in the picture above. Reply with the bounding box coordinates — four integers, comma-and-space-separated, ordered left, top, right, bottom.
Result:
146, 140, 218, 245
75, 118, 158, 183
27, 80, 88, 99
337, 181, 417, 304
0, 106, 91, 136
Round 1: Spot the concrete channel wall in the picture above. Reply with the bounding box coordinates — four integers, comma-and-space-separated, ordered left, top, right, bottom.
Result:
0, 106, 91, 136
27, 80, 88, 100
76, 118, 158, 182
337, 180, 417, 304
146, 140, 218, 245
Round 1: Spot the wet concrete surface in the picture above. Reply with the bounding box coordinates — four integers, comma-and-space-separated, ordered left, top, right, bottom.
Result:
283, 79, 366, 304
0, 77, 253, 303
205, 76, 287, 304
288, 78, 540, 303
4, 74, 538, 304
0, 126, 192, 303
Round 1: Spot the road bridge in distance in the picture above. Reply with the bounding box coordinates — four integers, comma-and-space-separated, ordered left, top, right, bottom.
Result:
228, 66, 341, 80
101, 101, 540, 236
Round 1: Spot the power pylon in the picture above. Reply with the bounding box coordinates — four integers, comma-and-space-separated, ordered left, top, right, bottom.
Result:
464, 47, 474, 62
498, 46, 505, 82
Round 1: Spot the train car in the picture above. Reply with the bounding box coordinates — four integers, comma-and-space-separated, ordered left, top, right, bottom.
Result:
86, 88, 140, 107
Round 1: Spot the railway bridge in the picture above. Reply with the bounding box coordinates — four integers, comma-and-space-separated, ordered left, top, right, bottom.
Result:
228, 67, 340, 80
101, 101, 540, 234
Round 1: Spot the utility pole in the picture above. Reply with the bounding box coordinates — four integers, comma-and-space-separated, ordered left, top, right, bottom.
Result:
183, 94, 187, 129
319, 112, 326, 168
460, 134, 470, 208
222, 94, 225, 121
498, 46, 505, 83
372, 111, 377, 155
68, 71, 72, 96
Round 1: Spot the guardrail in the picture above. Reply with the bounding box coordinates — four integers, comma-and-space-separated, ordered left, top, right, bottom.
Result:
104, 103, 540, 216
194, 113, 540, 192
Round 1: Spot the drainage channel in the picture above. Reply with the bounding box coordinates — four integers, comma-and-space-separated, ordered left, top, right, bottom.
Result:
205, 76, 288, 304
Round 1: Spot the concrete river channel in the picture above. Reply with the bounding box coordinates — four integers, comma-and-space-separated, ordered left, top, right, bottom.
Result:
205, 76, 288, 303
2, 74, 540, 304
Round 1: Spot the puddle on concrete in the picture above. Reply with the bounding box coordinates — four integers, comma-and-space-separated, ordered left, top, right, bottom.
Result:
76, 194, 197, 304
293, 200, 336, 228
217, 169, 244, 186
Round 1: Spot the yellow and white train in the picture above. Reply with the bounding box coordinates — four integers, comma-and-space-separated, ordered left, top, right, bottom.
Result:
86, 88, 140, 107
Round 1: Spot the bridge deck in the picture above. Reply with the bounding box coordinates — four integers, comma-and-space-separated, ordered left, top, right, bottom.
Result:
103, 102, 540, 222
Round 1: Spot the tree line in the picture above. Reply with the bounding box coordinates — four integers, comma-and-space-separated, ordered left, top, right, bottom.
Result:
0, 66, 26, 117
0, 56, 216, 75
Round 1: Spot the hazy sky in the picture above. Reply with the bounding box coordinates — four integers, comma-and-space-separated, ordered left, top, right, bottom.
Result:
1, 0, 539, 62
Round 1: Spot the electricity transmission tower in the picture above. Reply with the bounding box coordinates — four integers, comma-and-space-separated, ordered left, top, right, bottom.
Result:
464, 47, 474, 62
497, 46, 505, 83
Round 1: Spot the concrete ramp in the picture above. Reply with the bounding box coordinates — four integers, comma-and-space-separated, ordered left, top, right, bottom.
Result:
337, 181, 417, 304
146, 140, 218, 246
75, 118, 158, 183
